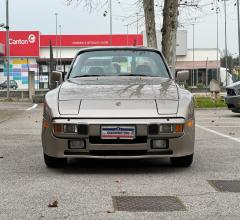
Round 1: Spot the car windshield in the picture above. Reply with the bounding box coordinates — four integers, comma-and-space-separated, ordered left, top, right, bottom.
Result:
69, 50, 170, 78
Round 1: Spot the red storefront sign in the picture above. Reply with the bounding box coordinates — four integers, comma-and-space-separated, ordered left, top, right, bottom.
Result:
40, 34, 143, 47
0, 31, 40, 57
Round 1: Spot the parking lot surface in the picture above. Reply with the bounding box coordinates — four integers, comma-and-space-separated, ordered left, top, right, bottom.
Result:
0, 102, 240, 220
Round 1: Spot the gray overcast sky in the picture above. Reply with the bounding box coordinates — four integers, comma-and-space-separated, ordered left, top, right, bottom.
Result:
0, 0, 239, 56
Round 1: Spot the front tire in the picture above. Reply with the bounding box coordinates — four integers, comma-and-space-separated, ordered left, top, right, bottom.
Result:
170, 154, 193, 167
44, 154, 67, 168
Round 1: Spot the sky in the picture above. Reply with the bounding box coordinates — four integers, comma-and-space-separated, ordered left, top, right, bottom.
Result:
0, 0, 239, 56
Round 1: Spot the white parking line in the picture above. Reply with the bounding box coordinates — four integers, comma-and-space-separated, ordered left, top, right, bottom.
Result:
26, 104, 38, 111
196, 124, 240, 143
205, 126, 240, 128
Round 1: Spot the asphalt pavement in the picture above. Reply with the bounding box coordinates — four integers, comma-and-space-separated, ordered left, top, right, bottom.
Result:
0, 102, 240, 220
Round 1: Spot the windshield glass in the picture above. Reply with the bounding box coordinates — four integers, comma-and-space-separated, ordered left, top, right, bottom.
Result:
69, 50, 170, 78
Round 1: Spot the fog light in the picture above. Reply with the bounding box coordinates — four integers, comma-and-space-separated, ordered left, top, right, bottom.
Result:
152, 140, 167, 149
64, 124, 78, 133
69, 140, 85, 149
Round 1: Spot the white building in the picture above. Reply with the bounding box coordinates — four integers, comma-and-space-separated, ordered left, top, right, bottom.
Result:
143, 30, 221, 87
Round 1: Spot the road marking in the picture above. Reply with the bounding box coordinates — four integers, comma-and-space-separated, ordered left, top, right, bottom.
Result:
205, 126, 240, 128
196, 124, 240, 143
26, 104, 38, 111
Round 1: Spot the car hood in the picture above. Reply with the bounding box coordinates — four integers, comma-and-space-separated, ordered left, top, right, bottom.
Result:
58, 77, 179, 117
59, 77, 178, 100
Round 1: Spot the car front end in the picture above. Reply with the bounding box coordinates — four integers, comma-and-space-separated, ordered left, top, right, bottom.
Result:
41, 47, 195, 167
225, 81, 240, 113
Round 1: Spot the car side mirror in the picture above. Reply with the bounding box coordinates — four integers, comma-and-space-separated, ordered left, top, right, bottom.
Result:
176, 70, 189, 82
51, 71, 63, 89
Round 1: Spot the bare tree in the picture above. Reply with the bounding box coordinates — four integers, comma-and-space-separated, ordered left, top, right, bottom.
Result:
66, 0, 108, 12
143, 0, 157, 48
161, 0, 179, 74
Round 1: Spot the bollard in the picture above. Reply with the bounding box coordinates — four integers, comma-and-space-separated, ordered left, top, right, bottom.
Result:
28, 71, 35, 101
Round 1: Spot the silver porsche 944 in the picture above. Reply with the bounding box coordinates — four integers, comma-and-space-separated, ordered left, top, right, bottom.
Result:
42, 47, 195, 168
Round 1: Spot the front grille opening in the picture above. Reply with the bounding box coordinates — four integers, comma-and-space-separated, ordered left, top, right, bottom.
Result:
227, 104, 235, 108
227, 89, 236, 96
90, 150, 147, 156
89, 136, 148, 144
148, 124, 159, 135
78, 124, 88, 135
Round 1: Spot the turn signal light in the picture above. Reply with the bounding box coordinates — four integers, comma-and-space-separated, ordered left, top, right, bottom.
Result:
185, 120, 194, 128
43, 119, 49, 129
53, 124, 63, 133
175, 124, 183, 132
159, 124, 183, 133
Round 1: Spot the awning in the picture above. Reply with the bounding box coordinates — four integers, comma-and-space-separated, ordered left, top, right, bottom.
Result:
176, 61, 220, 70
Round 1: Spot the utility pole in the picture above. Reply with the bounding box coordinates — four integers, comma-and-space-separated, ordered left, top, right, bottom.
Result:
55, 13, 58, 68
109, 0, 112, 45
6, 0, 10, 99
223, 0, 228, 86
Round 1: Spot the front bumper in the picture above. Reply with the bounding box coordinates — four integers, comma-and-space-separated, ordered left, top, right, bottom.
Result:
225, 95, 240, 113
42, 118, 195, 159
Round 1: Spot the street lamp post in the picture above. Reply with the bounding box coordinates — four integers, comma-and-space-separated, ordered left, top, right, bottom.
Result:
109, 0, 112, 46
55, 13, 58, 68
124, 24, 129, 45
6, 0, 10, 99
59, 24, 62, 68
136, 12, 139, 45
223, 0, 228, 86
192, 22, 195, 87
237, 0, 240, 66
237, 0, 240, 80
216, 7, 220, 82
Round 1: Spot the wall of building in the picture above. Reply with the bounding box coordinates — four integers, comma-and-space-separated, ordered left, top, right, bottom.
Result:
0, 58, 38, 89
40, 47, 80, 59
143, 30, 187, 56
177, 48, 220, 62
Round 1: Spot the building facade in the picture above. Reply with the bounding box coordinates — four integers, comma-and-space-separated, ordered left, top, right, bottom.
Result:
176, 48, 221, 87
0, 30, 221, 90
0, 31, 143, 90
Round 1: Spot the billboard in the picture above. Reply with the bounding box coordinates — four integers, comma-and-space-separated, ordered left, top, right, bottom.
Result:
40, 34, 143, 47
0, 31, 40, 57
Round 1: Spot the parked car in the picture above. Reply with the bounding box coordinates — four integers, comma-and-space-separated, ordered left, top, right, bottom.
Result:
225, 81, 240, 113
0, 80, 18, 90
42, 47, 195, 168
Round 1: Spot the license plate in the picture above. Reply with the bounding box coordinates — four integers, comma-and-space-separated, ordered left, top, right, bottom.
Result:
101, 126, 135, 139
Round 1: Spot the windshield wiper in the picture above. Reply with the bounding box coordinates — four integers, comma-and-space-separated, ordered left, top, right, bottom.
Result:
119, 74, 152, 77
71, 74, 102, 78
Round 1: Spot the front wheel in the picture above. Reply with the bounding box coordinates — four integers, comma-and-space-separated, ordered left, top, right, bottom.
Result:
170, 154, 193, 167
44, 154, 67, 168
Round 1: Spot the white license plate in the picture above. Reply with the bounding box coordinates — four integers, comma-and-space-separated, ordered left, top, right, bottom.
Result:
101, 126, 135, 139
